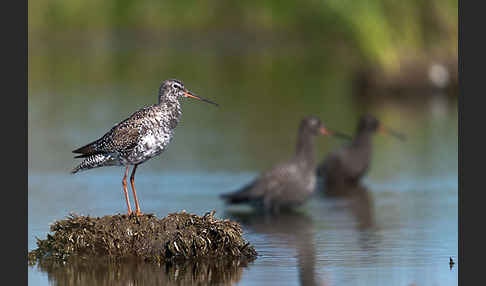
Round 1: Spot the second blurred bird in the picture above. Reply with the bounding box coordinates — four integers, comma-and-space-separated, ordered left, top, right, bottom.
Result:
317, 114, 405, 194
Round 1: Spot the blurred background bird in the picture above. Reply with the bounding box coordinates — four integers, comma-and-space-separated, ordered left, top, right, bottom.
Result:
317, 114, 405, 193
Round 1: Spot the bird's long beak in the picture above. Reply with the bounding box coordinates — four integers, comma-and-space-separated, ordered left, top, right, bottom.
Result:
183, 90, 219, 107
320, 127, 352, 140
378, 125, 407, 141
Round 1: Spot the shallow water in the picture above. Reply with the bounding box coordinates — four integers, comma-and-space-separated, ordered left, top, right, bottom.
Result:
28, 80, 457, 285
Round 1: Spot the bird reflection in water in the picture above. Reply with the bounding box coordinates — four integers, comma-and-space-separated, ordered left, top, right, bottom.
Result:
226, 210, 327, 286
317, 182, 382, 258
323, 183, 375, 230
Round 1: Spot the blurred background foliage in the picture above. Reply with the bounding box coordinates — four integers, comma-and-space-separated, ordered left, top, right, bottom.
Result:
29, 0, 457, 89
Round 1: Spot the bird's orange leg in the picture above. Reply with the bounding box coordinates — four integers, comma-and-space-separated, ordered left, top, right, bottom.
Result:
122, 166, 132, 215
130, 164, 142, 216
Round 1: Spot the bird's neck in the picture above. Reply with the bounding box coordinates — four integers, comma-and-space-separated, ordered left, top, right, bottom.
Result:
351, 131, 373, 154
158, 98, 182, 122
295, 130, 316, 170
158, 95, 179, 108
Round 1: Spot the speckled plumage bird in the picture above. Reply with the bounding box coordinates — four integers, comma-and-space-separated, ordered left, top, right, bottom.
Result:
317, 114, 405, 190
220, 116, 348, 213
71, 79, 218, 216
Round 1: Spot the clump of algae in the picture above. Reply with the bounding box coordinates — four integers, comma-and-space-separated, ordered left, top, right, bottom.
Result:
28, 210, 257, 265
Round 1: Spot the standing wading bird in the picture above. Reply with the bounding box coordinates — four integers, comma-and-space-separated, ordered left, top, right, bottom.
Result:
71, 79, 218, 216
220, 116, 351, 213
317, 114, 405, 192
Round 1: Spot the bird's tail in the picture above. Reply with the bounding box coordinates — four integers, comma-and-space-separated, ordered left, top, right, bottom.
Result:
220, 182, 256, 205
71, 154, 118, 174
220, 192, 251, 205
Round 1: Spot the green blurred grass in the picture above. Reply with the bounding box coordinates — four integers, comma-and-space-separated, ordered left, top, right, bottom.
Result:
29, 0, 457, 74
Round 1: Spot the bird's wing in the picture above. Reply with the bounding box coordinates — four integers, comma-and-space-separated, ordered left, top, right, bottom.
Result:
72, 107, 152, 157
252, 161, 301, 197
107, 123, 141, 152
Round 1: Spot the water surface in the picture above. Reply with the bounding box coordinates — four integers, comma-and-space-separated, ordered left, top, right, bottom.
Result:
28, 89, 457, 285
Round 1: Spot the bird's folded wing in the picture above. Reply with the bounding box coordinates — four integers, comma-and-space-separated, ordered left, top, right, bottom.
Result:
108, 124, 141, 152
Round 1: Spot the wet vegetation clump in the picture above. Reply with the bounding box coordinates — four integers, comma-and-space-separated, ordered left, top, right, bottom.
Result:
28, 210, 257, 265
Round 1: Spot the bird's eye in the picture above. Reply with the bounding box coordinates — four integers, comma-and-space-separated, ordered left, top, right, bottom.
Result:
172, 83, 182, 90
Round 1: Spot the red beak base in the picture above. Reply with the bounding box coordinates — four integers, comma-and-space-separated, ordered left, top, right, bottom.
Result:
320, 127, 331, 136
183, 91, 219, 106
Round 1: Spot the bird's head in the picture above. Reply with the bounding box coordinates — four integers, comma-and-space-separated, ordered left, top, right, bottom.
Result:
159, 79, 218, 106
357, 114, 406, 141
357, 114, 381, 133
300, 116, 325, 136
299, 116, 352, 140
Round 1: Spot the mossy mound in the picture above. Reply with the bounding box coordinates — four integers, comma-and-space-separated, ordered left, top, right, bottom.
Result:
28, 210, 257, 265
